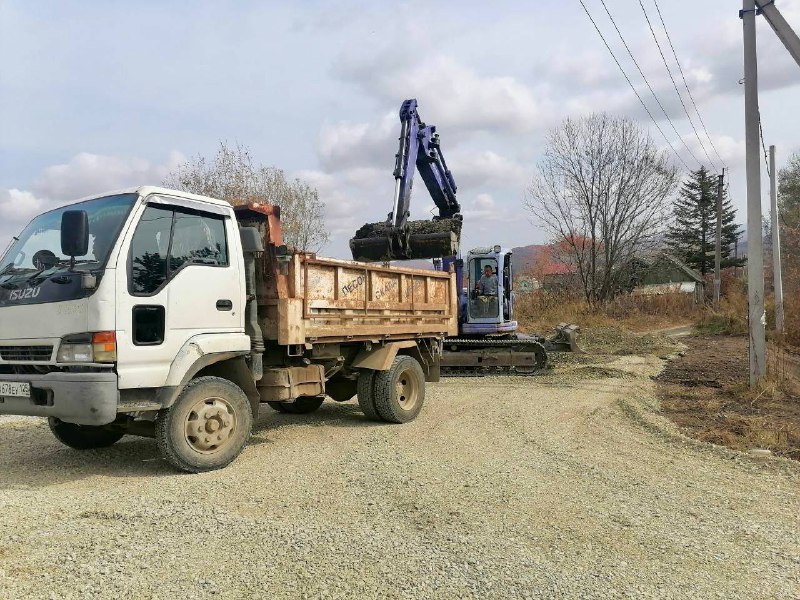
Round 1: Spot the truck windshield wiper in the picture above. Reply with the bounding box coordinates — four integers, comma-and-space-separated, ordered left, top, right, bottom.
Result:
0, 269, 33, 289
0, 262, 19, 277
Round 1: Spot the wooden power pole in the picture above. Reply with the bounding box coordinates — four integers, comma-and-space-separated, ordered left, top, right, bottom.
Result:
714, 171, 724, 308
740, 0, 800, 385
770, 145, 785, 335
742, 0, 767, 386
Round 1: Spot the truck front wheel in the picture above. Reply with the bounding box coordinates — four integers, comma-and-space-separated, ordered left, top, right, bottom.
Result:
155, 376, 252, 473
372, 355, 425, 424
48, 418, 124, 450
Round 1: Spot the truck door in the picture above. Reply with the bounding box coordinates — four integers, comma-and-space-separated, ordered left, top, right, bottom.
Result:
115, 196, 244, 389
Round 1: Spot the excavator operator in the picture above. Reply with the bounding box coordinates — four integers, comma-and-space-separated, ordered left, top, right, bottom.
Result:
476, 264, 498, 296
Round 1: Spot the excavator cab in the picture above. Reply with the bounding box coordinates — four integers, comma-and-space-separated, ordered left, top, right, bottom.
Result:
462, 246, 518, 335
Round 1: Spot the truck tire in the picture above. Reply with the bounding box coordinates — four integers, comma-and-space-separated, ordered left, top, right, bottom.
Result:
48, 418, 124, 450
372, 355, 425, 424
357, 370, 380, 421
155, 376, 252, 473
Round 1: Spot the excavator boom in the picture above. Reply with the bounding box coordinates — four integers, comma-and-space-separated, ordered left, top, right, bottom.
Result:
350, 99, 462, 261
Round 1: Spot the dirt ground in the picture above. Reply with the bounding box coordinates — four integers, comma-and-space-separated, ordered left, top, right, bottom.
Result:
657, 334, 800, 460
1, 337, 799, 599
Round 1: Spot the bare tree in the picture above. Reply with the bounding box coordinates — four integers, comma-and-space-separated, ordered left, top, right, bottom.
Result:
525, 113, 679, 305
163, 141, 330, 252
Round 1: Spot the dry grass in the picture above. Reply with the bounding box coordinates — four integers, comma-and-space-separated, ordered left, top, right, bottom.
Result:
695, 277, 748, 335
657, 335, 800, 460
780, 292, 800, 349
516, 289, 702, 334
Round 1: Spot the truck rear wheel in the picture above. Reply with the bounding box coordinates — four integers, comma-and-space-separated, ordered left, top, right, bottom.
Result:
267, 396, 325, 414
372, 355, 425, 423
357, 370, 380, 421
48, 418, 124, 450
155, 376, 252, 473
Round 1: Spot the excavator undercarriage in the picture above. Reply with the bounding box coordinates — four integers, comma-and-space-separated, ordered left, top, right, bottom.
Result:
441, 324, 581, 377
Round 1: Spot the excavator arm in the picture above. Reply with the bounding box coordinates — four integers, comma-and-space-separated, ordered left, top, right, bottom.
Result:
350, 99, 463, 261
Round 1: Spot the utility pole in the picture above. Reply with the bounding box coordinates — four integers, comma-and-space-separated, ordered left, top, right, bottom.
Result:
770, 145, 785, 335
714, 170, 724, 308
742, 0, 767, 387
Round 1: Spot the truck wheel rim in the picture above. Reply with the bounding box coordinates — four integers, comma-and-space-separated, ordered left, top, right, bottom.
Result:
394, 369, 419, 410
184, 397, 236, 454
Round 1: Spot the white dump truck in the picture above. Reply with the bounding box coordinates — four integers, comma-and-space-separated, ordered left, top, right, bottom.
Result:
0, 187, 457, 471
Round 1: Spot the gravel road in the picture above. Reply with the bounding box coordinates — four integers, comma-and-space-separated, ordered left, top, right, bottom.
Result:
1, 354, 798, 600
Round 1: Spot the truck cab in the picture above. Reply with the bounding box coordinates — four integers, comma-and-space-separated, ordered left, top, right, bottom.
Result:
0, 187, 456, 471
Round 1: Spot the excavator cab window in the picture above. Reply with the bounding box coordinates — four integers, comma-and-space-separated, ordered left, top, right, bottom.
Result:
469, 257, 500, 320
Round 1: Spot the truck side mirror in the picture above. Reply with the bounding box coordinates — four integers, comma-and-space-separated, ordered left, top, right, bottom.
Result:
61, 210, 89, 257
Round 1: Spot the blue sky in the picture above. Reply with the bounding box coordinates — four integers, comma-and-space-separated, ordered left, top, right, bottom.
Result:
2, 0, 799, 257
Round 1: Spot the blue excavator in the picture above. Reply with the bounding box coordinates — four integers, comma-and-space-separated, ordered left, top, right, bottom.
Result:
350, 99, 580, 375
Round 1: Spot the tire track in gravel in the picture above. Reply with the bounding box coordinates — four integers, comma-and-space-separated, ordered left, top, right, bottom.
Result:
0, 354, 798, 599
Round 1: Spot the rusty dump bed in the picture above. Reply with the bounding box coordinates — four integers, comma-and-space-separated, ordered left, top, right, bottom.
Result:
234, 203, 458, 346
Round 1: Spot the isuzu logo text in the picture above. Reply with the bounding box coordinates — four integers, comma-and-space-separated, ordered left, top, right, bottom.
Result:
8, 287, 41, 301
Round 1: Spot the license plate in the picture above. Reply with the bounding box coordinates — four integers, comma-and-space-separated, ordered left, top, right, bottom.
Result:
0, 381, 30, 398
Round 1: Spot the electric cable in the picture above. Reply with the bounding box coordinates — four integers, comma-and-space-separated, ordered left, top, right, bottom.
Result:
576, 0, 690, 170
652, 0, 727, 166
638, 0, 718, 170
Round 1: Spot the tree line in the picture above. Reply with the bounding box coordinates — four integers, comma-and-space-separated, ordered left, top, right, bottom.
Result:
526, 112, 746, 305
164, 141, 329, 252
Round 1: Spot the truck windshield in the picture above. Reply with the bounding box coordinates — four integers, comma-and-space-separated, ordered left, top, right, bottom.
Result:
0, 194, 137, 281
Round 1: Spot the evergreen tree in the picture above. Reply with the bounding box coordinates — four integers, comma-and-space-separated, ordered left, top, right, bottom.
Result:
667, 167, 741, 275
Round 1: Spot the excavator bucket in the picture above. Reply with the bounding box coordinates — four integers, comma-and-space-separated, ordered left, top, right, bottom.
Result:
350, 218, 461, 262
544, 323, 584, 353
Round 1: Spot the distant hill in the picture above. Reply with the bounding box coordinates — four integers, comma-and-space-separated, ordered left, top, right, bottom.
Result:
510, 244, 549, 272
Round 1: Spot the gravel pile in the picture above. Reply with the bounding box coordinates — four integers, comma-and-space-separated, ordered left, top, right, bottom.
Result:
0, 353, 798, 599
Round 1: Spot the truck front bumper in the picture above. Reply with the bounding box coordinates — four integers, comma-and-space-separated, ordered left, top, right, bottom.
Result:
0, 371, 119, 426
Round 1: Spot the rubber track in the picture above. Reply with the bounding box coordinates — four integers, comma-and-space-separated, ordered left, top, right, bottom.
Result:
442, 338, 548, 377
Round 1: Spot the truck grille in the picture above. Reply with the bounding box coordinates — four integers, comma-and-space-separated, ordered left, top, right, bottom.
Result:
0, 345, 54, 362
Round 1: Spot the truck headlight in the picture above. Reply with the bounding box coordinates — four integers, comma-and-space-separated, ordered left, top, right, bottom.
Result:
57, 331, 117, 363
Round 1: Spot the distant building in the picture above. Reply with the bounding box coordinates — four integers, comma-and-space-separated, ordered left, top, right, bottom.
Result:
630, 253, 705, 302
514, 275, 540, 293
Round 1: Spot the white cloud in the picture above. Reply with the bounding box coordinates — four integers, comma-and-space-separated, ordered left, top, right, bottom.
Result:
335, 49, 552, 135
316, 112, 397, 173
0, 189, 45, 224
32, 150, 186, 199
451, 151, 530, 191
0, 151, 187, 249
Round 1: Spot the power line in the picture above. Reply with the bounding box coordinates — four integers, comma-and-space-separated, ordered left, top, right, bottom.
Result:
597, 0, 703, 168
637, 0, 718, 171
651, 0, 726, 167
576, 0, 690, 170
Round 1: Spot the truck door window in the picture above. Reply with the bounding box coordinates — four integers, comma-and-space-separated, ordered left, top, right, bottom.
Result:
169, 211, 228, 271
130, 205, 230, 296
130, 206, 172, 295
